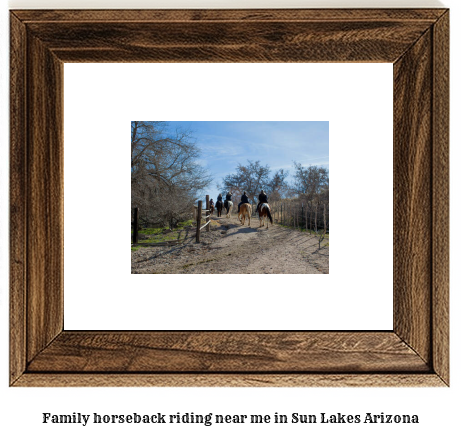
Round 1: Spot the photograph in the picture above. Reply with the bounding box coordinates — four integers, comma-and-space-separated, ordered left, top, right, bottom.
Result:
131, 121, 329, 274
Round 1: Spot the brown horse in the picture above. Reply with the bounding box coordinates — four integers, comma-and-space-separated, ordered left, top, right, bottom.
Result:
258, 203, 273, 229
239, 203, 252, 226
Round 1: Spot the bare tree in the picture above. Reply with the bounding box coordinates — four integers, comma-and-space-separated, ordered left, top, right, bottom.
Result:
220, 160, 271, 205
292, 162, 329, 202
267, 169, 291, 201
131, 121, 212, 227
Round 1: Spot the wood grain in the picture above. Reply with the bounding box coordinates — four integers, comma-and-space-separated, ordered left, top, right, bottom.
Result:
9, 8, 449, 387
27, 21, 432, 63
27, 332, 429, 373
12, 9, 447, 23
26, 34, 64, 362
13, 374, 446, 388
393, 28, 433, 364
432, 11, 450, 385
9, 13, 27, 385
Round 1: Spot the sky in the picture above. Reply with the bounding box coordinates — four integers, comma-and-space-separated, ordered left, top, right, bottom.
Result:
165, 121, 329, 199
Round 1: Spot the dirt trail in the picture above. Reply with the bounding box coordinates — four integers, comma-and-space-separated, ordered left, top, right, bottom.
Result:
131, 215, 329, 274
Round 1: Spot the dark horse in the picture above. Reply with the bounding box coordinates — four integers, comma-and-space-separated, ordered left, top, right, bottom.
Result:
216, 200, 223, 217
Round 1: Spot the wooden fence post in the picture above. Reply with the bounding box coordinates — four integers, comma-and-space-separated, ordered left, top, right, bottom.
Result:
196, 200, 202, 242
206, 195, 210, 232
132, 207, 139, 244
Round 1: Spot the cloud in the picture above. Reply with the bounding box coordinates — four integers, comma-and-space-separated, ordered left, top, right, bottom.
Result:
168, 121, 329, 185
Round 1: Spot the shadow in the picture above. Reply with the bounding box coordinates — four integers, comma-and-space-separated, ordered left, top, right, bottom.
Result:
233, 226, 258, 235
312, 245, 330, 256
222, 222, 241, 230
135, 236, 196, 264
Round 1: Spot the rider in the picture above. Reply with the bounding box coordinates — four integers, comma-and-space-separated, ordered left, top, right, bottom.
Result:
215, 193, 223, 215
238, 191, 250, 216
209, 198, 214, 211
224, 191, 232, 210
257, 189, 268, 213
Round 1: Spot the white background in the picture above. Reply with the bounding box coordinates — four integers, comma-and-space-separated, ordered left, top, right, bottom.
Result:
0, 1, 458, 436
63, 63, 392, 330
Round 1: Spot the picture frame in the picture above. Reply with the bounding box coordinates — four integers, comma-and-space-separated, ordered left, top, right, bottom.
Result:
10, 9, 449, 387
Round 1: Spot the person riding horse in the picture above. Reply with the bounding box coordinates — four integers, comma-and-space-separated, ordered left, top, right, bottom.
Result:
238, 191, 250, 216
216, 194, 223, 217
257, 190, 268, 213
209, 198, 214, 214
224, 192, 232, 211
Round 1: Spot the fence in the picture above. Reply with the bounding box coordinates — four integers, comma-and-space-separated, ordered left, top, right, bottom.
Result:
270, 200, 329, 234
194, 195, 212, 242
132, 194, 214, 245
131, 206, 191, 246
133, 196, 326, 245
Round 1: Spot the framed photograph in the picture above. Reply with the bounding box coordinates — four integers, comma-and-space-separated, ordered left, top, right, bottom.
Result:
10, 9, 449, 387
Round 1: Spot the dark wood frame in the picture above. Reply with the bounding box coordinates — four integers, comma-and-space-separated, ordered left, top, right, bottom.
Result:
10, 9, 449, 387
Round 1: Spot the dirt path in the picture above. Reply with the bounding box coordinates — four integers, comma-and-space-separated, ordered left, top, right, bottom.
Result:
131, 215, 329, 274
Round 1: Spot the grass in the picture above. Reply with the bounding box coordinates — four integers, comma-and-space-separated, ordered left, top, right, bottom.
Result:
131, 220, 195, 246
177, 219, 194, 229
137, 227, 164, 235
135, 232, 181, 244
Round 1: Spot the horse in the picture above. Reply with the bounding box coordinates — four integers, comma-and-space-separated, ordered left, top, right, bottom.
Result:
209, 203, 215, 216
216, 200, 223, 217
239, 203, 252, 226
258, 203, 273, 229
225, 200, 233, 218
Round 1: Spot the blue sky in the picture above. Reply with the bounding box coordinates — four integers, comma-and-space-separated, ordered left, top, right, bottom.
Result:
166, 121, 329, 196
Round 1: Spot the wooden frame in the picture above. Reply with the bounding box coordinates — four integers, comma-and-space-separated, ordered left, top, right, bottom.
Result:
10, 9, 449, 387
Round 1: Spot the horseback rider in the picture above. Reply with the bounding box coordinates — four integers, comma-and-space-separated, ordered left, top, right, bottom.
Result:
209, 198, 214, 210
224, 191, 232, 210
215, 194, 223, 216
257, 189, 268, 213
238, 191, 250, 216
